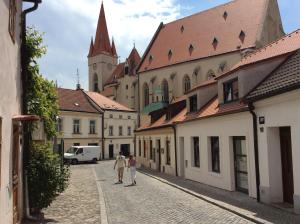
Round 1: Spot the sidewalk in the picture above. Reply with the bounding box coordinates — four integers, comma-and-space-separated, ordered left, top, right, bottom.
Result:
138, 167, 300, 224
23, 164, 101, 224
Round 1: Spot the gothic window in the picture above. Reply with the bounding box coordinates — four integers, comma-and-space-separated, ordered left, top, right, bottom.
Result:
183, 75, 191, 93
218, 61, 227, 74
207, 70, 216, 80
239, 30, 246, 43
143, 83, 149, 107
93, 73, 98, 92
9, 0, 17, 42
161, 79, 169, 103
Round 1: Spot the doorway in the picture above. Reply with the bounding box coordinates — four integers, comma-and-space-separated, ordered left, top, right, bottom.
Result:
179, 137, 185, 177
280, 127, 294, 204
12, 123, 20, 224
233, 137, 248, 194
157, 139, 161, 172
109, 144, 114, 159
121, 144, 130, 157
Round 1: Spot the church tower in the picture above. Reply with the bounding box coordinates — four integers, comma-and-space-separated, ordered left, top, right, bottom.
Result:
88, 2, 118, 92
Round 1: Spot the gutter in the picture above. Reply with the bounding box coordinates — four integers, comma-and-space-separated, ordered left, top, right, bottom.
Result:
249, 103, 261, 202
171, 125, 178, 177
21, 0, 42, 220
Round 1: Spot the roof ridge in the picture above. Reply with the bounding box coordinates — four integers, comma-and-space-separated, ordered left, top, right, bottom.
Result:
242, 28, 300, 61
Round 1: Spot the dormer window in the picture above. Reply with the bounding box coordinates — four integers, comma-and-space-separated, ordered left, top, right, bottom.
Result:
189, 44, 194, 55
181, 25, 184, 33
223, 11, 228, 20
168, 49, 173, 59
239, 30, 246, 43
149, 55, 153, 64
223, 78, 239, 103
189, 95, 197, 112
212, 37, 218, 50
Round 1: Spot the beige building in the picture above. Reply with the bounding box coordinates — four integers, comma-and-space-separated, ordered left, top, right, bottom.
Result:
0, 0, 40, 223
56, 88, 103, 156
85, 91, 137, 159
88, 2, 141, 111
137, 0, 284, 125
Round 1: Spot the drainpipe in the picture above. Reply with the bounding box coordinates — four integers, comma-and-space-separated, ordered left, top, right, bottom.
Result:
137, 73, 141, 127
21, 0, 42, 219
249, 103, 261, 202
171, 125, 178, 177
102, 113, 105, 160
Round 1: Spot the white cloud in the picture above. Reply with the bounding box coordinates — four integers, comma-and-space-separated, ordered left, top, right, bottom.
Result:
47, 0, 180, 60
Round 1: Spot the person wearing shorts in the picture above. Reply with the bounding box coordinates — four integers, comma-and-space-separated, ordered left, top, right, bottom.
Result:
114, 151, 126, 183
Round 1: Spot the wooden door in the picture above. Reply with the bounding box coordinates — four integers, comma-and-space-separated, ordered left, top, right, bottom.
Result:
280, 127, 294, 204
109, 144, 114, 159
12, 123, 20, 224
157, 139, 161, 172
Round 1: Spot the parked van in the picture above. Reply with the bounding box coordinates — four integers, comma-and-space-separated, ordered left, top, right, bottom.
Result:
64, 146, 101, 164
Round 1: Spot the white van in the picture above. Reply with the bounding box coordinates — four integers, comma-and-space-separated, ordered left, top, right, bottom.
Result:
64, 146, 101, 164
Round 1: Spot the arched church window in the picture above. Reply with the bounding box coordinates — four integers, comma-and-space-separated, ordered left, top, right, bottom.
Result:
207, 70, 216, 80
183, 75, 191, 93
162, 79, 169, 103
143, 83, 149, 107
93, 73, 98, 92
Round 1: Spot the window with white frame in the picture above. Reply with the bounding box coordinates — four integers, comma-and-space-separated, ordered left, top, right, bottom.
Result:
127, 126, 131, 136
166, 139, 171, 165
119, 126, 123, 136
73, 119, 80, 134
57, 117, 63, 132
90, 120, 96, 134
192, 137, 200, 167
109, 126, 113, 136
210, 137, 220, 173
223, 78, 239, 103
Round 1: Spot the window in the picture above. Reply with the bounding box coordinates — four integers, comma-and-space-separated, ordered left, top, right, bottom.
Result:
183, 75, 191, 93
166, 140, 171, 165
109, 114, 113, 118
109, 126, 113, 136
73, 119, 80, 134
73, 143, 80, 146
93, 73, 98, 92
210, 137, 220, 173
189, 95, 197, 112
150, 140, 153, 160
139, 140, 141, 156
90, 120, 96, 134
88, 143, 98, 146
143, 140, 147, 158
223, 78, 239, 103
125, 63, 129, 75
239, 30, 246, 43
76, 148, 83, 154
181, 25, 184, 33
189, 44, 194, 55
143, 83, 149, 107
223, 11, 228, 20
219, 62, 227, 73
128, 115, 131, 119
0, 118, 2, 187
207, 70, 216, 80
192, 137, 200, 167
212, 37, 218, 49
9, 0, 17, 42
162, 79, 169, 103
57, 117, 63, 132
168, 49, 173, 59
126, 85, 128, 90
127, 126, 131, 136
119, 126, 123, 136
119, 115, 123, 119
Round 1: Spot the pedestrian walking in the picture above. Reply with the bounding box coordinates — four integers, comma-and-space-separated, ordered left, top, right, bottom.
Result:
127, 155, 137, 185
113, 151, 126, 183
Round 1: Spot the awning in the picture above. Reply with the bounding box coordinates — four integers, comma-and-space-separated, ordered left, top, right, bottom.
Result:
12, 115, 39, 122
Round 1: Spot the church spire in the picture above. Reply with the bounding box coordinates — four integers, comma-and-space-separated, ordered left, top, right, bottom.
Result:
111, 37, 117, 56
88, 37, 94, 57
93, 2, 112, 56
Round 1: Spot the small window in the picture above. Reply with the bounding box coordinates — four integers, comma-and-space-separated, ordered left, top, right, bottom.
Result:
89, 120, 96, 134
126, 85, 128, 90
192, 137, 200, 167
219, 62, 227, 73
143, 83, 150, 107
73, 143, 80, 146
239, 30, 246, 43
183, 75, 191, 93
57, 117, 63, 132
210, 137, 220, 173
181, 25, 184, 33
119, 115, 123, 119
189, 95, 197, 112
73, 119, 80, 134
128, 115, 131, 119
119, 126, 123, 136
8, 0, 17, 42
149, 55, 153, 63
127, 126, 131, 136
168, 49, 173, 59
166, 140, 171, 165
212, 37, 218, 50
109, 114, 113, 118
109, 126, 113, 136
223, 78, 239, 103
125, 64, 129, 75
223, 11, 228, 20
189, 44, 194, 55
138, 140, 141, 156
207, 70, 216, 80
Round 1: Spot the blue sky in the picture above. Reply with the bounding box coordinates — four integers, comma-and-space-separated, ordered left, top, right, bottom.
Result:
26, 0, 300, 90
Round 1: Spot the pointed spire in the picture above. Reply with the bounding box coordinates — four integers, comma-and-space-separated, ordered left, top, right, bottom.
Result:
93, 2, 112, 56
111, 37, 117, 56
88, 37, 94, 57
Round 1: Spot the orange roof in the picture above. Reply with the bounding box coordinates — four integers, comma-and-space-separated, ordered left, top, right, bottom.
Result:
85, 91, 134, 112
138, 0, 269, 73
101, 86, 115, 97
105, 63, 125, 86
218, 29, 300, 79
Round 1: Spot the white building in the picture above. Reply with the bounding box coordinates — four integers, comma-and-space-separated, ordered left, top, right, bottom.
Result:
85, 91, 137, 159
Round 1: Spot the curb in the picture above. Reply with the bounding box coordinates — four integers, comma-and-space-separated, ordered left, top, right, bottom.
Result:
138, 169, 269, 224
93, 167, 109, 224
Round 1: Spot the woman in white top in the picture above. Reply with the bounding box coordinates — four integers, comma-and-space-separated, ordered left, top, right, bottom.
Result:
127, 155, 137, 185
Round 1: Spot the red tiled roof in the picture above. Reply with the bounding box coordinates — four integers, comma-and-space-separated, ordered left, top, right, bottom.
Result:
111, 38, 117, 56
105, 63, 125, 86
57, 88, 99, 113
218, 29, 300, 79
85, 91, 134, 112
138, 0, 269, 73
101, 86, 115, 97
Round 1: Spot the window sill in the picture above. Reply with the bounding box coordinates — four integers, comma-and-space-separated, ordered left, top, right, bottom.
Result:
89, 133, 97, 135
72, 133, 82, 135
208, 171, 221, 178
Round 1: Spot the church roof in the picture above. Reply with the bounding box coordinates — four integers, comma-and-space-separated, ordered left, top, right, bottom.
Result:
111, 38, 117, 56
89, 2, 114, 57
138, 0, 270, 73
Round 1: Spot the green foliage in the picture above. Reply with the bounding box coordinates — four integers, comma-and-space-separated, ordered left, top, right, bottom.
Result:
27, 143, 70, 210
25, 27, 58, 139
